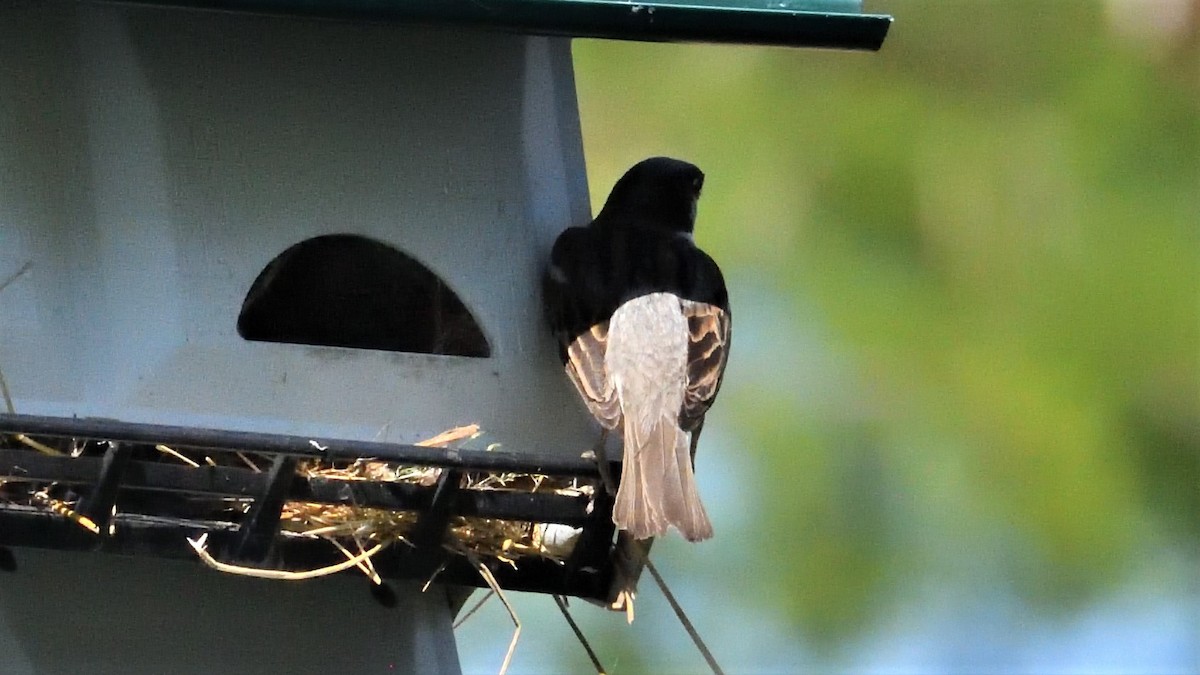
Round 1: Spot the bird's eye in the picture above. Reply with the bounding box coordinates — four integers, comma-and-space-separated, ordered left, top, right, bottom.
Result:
692, 176, 704, 193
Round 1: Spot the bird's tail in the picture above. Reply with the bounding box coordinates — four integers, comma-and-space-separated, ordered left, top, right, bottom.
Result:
614, 411, 713, 542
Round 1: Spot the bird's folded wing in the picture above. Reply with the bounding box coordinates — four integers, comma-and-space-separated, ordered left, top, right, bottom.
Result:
565, 323, 622, 429
678, 300, 731, 432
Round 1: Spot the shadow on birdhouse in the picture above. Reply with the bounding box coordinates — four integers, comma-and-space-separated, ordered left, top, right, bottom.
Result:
237, 234, 490, 358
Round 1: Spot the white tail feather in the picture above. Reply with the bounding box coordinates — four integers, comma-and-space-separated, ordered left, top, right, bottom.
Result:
614, 412, 712, 542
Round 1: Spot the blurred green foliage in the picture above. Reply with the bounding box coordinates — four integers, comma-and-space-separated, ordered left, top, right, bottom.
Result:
573, 0, 1199, 648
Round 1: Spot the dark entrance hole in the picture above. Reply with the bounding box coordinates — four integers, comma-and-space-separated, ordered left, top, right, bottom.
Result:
237, 234, 490, 357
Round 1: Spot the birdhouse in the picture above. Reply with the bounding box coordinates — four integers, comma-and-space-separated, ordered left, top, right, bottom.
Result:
0, 0, 890, 672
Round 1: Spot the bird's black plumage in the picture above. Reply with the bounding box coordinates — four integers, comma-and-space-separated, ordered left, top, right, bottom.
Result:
543, 157, 732, 542
544, 158, 729, 358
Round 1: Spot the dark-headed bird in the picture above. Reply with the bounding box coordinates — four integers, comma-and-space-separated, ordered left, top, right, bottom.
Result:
543, 157, 731, 542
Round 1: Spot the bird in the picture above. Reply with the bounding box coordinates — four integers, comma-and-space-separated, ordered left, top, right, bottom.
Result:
542, 157, 731, 542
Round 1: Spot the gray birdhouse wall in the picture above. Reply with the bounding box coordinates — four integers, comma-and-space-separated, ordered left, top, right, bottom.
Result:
0, 2, 595, 454
0, 2, 598, 672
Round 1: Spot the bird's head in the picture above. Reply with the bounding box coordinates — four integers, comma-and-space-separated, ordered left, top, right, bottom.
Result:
597, 157, 705, 235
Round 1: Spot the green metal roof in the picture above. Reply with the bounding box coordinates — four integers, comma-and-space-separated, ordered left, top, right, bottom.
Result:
121, 0, 892, 50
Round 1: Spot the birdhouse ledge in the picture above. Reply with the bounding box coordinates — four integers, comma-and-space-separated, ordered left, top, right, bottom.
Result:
0, 413, 621, 602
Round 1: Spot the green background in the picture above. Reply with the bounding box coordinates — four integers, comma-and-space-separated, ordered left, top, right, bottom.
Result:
461, 1, 1199, 672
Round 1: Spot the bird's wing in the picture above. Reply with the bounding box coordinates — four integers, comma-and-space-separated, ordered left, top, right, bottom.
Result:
544, 226, 623, 429
678, 300, 731, 433
564, 322, 622, 429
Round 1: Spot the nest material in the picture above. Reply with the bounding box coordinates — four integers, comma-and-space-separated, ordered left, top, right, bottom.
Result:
284, 427, 591, 566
